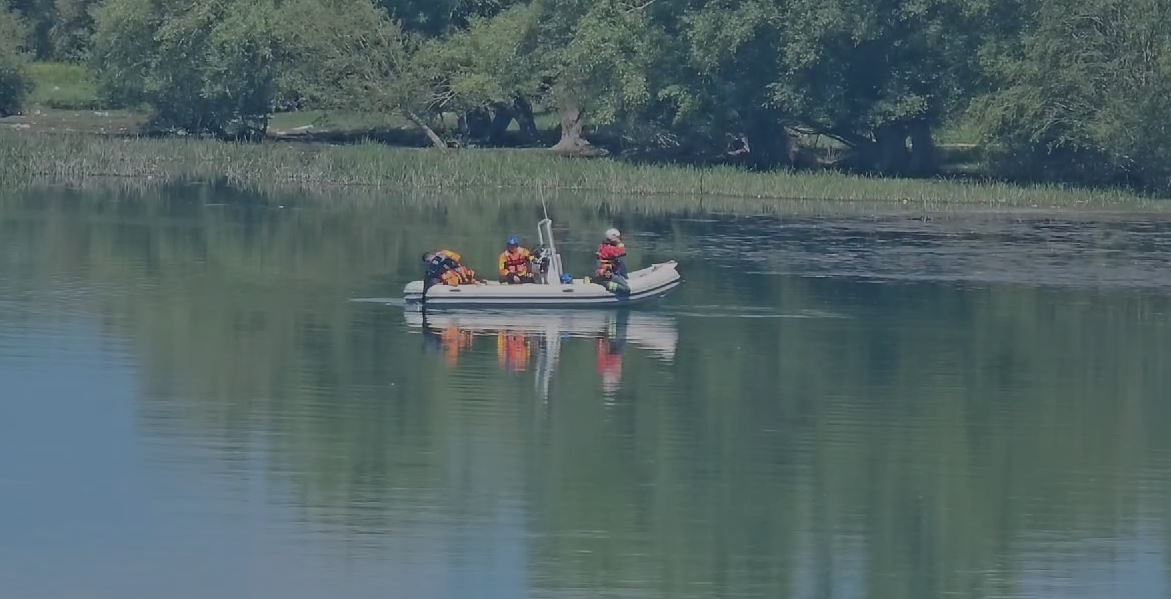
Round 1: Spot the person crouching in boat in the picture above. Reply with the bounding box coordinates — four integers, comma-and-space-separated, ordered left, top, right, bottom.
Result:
423, 250, 481, 289
595, 228, 630, 294
498, 236, 536, 284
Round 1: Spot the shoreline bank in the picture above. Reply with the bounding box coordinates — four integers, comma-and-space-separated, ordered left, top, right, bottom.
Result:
0, 130, 1163, 211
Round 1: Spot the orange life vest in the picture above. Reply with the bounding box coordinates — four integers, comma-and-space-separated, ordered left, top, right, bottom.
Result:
596, 242, 626, 277
499, 248, 534, 277
431, 249, 476, 286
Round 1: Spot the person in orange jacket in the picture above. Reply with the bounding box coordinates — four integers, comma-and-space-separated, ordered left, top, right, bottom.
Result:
498, 236, 536, 284
423, 250, 481, 289
594, 228, 630, 294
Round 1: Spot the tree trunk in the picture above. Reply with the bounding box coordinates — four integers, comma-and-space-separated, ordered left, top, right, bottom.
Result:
872, 123, 910, 175
404, 111, 447, 149
460, 108, 492, 141
907, 121, 938, 177
488, 103, 513, 146
550, 104, 607, 157
513, 96, 539, 143
736, 113, 796, 169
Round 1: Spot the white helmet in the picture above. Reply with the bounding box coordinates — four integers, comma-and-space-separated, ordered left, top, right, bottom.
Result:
605, 227, 622, 242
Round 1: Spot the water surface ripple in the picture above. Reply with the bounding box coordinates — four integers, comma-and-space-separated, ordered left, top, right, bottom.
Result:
1, 187, 1169, 599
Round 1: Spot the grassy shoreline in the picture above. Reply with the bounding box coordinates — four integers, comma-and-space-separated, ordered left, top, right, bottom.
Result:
1, 130, 1165, 210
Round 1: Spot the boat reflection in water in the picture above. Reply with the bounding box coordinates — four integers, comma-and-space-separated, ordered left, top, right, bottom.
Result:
404, 309, 678, 399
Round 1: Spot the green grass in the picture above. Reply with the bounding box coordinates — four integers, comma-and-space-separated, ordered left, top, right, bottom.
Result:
0, 129, 1163, 212
27, 62, 100, 110
0, 108, 147, 135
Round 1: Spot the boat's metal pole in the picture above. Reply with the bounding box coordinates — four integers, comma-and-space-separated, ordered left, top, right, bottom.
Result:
537, 219, 563, 283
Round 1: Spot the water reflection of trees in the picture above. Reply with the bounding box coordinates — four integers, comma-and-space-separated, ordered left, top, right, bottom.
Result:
3, 185, 1170, 598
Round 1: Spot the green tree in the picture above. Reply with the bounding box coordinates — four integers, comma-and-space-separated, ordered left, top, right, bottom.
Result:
91, 0, 290, 138
482, 0, 991, 170
674, 0, 794, 167
375, 0, 532, 146
529, 0, 669, 155
383, 0, 518, 35
975, 0, 1171, 192
6, 0, 52, 59
765, 0, 994, 175
84, 0, 532, 144
0, 0, 33, 116
20, 0, 1171, 189
6, 0, 97, 60
419, 4, 545, 144
278, 0, 448, 146
48, 0, 98, 60
90, 0, 464, 144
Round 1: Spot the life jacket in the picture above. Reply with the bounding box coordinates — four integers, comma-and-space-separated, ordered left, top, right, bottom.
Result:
436, 249, 462, 262
498, 247, 533, 277
427, 249, 459, 278
429, 249, 476, 286
596, 242, 627, 277
439, 269, 465, 286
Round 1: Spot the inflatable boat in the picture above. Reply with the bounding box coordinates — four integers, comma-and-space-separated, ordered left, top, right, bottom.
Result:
403, 219, 682, 308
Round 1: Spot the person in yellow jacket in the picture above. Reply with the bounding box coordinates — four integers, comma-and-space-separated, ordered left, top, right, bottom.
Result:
423, 249, 481, 289
498, 236, 536, 284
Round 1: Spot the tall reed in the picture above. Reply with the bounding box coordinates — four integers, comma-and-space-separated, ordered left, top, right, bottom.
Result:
0, 131, 1161, 209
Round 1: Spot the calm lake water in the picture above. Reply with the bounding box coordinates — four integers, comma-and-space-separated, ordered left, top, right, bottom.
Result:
2, 185, 1170, 599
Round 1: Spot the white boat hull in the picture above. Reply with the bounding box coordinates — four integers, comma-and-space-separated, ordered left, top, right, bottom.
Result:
404, 261, 682, 308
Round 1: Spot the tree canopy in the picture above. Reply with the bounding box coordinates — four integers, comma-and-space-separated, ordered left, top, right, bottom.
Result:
12, 0, 1171, 192
975, 0, 1171, 191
